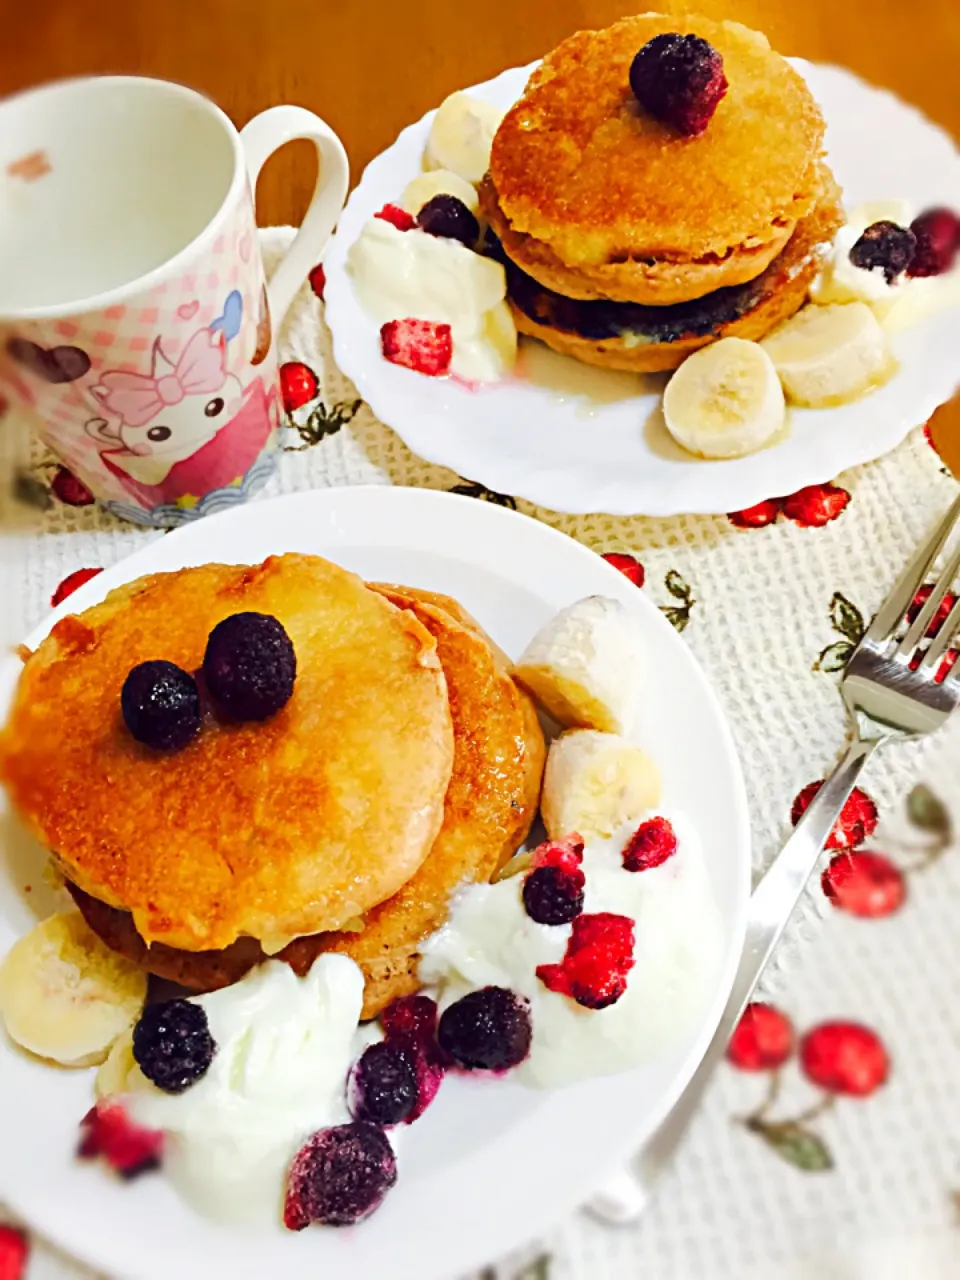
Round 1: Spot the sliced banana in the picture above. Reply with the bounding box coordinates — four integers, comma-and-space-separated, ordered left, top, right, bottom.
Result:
479, 298, 519, 377
542, 729, 662, 841
662, 337, 785, 459
425, 92, 505, 184
514, 596, 644, 735
96, 1027, 137, 1098
761, 302, 890, 407
401, 168, 480, 216
0, 912, 147, 1068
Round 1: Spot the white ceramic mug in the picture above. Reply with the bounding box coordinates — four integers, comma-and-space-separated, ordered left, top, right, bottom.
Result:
0, 76, 348, 526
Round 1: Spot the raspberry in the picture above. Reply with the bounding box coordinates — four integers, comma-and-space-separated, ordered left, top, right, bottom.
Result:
78, 1100, 163, 1180
728, 499, 782, 529
51, 566, 102, 607
523, 863, 585, 925
726, 1002, 794, 1070
848, 220, 916, 284
629, 33, 728, 137
416, 194, 480, 248
380, 318, 453, 377
279, 361, 319, 413
121, 660, 201, 751
203, 611, 297, 722
349, 1042, 418, 1126
0, 1225, 28, 1280
380, 995, 445, 1121
908, 584, 957, 637
602, 552, 645, 586
437, 986, 532, 1071
907, 207, 960, 277
51, 465, 94, 507
622, 816, 678, 872
308, 263, 326, 299
531, 832, 585, 876
782, 483, 851, 527
375, 203, 416, 231
800, 1021, 889, 1097
284, 1123, 397, 1229
791, 782, 878, 850
821, 850, 906, 918
537, 912, 635, 1009
132, 999, 217, 1093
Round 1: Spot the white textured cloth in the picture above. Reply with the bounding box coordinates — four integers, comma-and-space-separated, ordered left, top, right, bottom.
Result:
1, 230, 959, 1280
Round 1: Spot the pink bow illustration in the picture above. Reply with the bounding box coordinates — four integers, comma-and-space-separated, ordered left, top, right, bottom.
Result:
93, 330, 226, 428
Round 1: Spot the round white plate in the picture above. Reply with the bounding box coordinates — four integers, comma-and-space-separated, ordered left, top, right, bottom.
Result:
324, 60, 960, 516
0, 487, 750, 1280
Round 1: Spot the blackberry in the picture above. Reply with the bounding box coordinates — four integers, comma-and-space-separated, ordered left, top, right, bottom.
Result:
120, 660, 201, 751
416, 194, 480, 248
848, 220, 916, 284
437, 986, 532, 1072
349, 1042, 418, 1126
132, 999, 217, 1094
284, 1123, 397, 1229
629, 33, 728, 137
202, 611, 296, 722
522, 864, 584, 925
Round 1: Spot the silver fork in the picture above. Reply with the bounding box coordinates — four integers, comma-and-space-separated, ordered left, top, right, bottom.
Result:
587, 491, 960, 1226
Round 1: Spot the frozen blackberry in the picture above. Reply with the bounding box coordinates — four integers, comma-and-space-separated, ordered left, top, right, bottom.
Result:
132, 999, 217, 1094
522, 864, 584, 925
908, 207, 960, 277
848, 220, 916, 284
284, 1123, 397, 1229
629, 33, 728, 137
349, 1042, 418, 1126
120, 660, 201, 751
416, 194, 480, 247
437, 986, 532, 1072
202, 611, 296, 722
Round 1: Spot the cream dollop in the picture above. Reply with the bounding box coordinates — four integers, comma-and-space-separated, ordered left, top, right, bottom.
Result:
420, 813, 724, 1089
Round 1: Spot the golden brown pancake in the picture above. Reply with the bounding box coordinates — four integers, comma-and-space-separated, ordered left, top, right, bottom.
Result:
2, 555, 454, 951
489, 14, 826, 305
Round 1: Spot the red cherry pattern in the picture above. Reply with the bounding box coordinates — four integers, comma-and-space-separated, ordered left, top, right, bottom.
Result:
0, 1225, 28, 1280
800, 1021, 889, 1097
279, 361, 319, 413
907, 584, 957, 637
821, 850, 906, 918
726, 1002, 794, 1071
728, 483, 850, 530
308, 263, 326, 299
728, 498, 781, 528
51, 566, 102, 607
602, 551, 645, 587
791, 781, 878, 850
51, 465, 95, 507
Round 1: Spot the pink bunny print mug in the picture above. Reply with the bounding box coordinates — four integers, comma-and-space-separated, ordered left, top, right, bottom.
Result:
0, 76, 348, 526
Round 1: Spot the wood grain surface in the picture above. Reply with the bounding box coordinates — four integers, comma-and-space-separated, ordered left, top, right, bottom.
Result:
1, 0, 957, 466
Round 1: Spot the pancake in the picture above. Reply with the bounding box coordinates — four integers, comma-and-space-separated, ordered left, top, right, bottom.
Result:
2, 555, 454, 952
488, 14, 826, 304
501, 191, 844, 373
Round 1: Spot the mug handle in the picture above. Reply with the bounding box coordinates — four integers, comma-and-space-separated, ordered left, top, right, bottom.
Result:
240, 106, 349, 326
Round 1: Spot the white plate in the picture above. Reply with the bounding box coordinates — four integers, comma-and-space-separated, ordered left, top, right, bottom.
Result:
0, 487, 750, 1280
324, 60, 960, 516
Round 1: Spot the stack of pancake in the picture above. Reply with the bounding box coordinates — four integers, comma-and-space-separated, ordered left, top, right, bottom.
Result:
0, 554, 545, 1019
480, 13, 844, 373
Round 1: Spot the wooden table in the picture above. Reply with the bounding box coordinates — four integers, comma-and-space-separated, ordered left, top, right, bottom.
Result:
2, 0, 958, 467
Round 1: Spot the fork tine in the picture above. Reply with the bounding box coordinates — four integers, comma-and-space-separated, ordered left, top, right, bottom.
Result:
920, 593, 960, 675
897, 541, 960, 659
862, 493, 960, 646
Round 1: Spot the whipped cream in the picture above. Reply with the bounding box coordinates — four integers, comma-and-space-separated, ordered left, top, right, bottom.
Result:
121, 957, 370, 1225
420, 812, 723, 1088
347, 217, 517, 381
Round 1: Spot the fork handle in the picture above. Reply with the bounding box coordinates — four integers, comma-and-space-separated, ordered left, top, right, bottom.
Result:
586, 734, 884, 1226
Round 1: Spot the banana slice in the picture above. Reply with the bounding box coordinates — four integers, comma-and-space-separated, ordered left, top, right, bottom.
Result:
662, 337, 786, 459
0, 912, 147, 1068
847, 199, 913, 232
401, 168, 480, 216
542, 729, 662, 841
96, 1027, 137, 1098
425, 92, 505, 184
761, 302, 890, 407
514, 596, 644, 735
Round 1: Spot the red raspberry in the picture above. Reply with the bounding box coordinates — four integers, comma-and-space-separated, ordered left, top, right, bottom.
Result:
51, 566, 102, 607
279, 360, 319, 412
800, 1021, 889, 1097
51, 465, 94, 507
727, 499, 782, 528
629, 33, 728, 137
537, 911, 635, 1009
308, 263, 326, 299
0, 1226, 28, 1280
821, 850, 906, 918
726, 1002, 794, 1071
374, 203, 416, 232
791, 782, 878, 850
602, 552, 645, 586
380, 318, 453, 377
907, 208, 960, 277
622, 816, 678, 872
782, 483, 851, 527
907, 584, 957, 636
78, 1100, 163, 1180
531, 832, 585, 878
